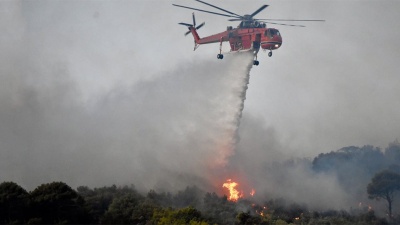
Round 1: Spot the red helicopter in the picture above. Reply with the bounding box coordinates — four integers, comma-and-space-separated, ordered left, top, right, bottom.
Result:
173, 0, 324, 65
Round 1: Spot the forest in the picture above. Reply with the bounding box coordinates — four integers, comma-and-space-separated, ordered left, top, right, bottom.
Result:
1, 141, 400, 224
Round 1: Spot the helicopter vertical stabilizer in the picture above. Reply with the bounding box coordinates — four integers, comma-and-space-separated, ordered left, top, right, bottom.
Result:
178, 13, 205, 50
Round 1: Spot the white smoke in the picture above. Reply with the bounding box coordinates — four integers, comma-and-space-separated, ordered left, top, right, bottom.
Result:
1, 0, 375, 212
0, 0, 257, 192
0, 16, 255, 192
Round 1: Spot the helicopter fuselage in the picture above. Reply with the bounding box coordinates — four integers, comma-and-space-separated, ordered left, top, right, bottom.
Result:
190, 26, 282, 53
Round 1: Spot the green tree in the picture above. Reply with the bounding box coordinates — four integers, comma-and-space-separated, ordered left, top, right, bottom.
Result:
173, 186, 203, 208
146, 189, 173, 207
131, 201, 161, 224
201, 192, 236, 224
77, 184, 143, 224
367, 170, 400, 218
152, 206, 207, 225
236, 211, 263, 225
0, 182, 30, 223
30, 181, 89, 224
101, 194, 144, 224
385, 140, 400, 170
77, 185, 116, 222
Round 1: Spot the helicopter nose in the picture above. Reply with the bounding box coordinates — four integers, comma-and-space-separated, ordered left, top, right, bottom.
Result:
261, 35, 282, 50
275, 36, 282, 48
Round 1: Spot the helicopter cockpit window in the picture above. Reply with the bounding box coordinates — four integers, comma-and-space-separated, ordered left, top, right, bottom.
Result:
265, 29, 280, 37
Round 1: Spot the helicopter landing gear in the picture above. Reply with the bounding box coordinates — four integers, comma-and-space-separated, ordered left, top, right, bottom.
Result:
253, 52, 260, 66
217, 37, 224, 60
268, 51, 273, 57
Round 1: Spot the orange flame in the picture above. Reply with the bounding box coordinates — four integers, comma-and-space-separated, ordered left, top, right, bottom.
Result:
250, 189, 255, 196
222, 179, 243, 201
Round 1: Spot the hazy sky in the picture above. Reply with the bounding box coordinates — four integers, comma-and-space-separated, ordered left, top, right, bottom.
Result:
1, 0, 400, 203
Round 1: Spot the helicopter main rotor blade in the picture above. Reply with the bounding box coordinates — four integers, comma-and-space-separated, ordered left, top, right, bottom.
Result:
192, 13, 196, 26
250, 5, 269, 18
257, 19, 325, 22
264, 21, 306, 27
172, 4, 240, 18
194, 0, 242, 18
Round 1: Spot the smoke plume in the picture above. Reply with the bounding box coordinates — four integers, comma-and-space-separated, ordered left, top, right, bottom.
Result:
0, 10, 255, 194
4, 1, 399, 213
0, 0, 342, 209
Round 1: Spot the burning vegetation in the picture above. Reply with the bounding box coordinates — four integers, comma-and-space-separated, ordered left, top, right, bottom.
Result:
0, 181, 391, 224
222, 179, 243, 202
5, 142, 400, 224
222, 179, 257, 202
3, 141, 400, 223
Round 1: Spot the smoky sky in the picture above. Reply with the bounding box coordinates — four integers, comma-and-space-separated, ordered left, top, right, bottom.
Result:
1, 0, 400, 210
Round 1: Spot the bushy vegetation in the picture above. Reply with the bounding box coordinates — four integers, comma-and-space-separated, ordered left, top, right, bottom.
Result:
0, 181, 393, 224
1, 141, 400, 224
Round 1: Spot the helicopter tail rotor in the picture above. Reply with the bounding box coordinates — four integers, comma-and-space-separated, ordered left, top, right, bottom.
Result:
178, 13, 205, 36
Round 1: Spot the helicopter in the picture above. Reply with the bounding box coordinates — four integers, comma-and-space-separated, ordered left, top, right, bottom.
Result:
173, 0, 324, 65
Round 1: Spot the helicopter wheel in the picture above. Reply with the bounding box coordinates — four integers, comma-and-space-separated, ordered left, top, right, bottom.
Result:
253, 60, 259, 66
217, 54, 224, 59
268, 51, 272, 57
